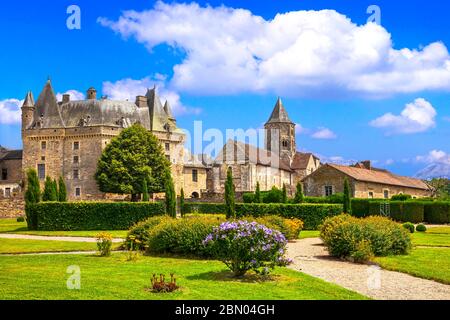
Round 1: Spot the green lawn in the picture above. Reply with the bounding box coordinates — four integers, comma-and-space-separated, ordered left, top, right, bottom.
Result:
0, 253, 367, 300
0, 219, 127, 238
299, 230, 320, 239
412, 232, 450, 247
374, 247, 450, 285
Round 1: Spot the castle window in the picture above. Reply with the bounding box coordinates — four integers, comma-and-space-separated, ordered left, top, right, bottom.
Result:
73, 169, 79, 180
1, 169, 7, 180
75, 187, 81, 197
73, 141, 80, 150
282, 140, 289, 148
41, 156, 45, 161
192, 169, 198, 183
368, 191, 374, 199
37, 164, 45, 180
73, 156, 79, 164
324, 185, 333, 197
41, 141, 47, 150
384, 190, 390, 199
165, 143, 170, 152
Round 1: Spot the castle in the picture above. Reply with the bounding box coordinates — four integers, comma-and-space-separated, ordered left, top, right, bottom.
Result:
0, 80, 433, 203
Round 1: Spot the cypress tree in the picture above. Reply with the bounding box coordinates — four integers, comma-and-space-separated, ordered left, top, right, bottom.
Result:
225, 167, 236, 219
25, 169, 41, 204
179, 188, 185, 217
53, 179, 59, 202
255, 182, 262, 203
282, 184, 288, 203
343, 177, 352, 214
142, 178, 149, 202
165, 172, 176, 218
58, 176, 67, 202
294, 182, 304, 204
42, 177, 57, 201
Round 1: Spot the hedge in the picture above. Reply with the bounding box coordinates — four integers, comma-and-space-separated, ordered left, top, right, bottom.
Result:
26, 202, 166, 231
183, 202, 343, 230
389, 201, 424, 223
424, 202, 450, 224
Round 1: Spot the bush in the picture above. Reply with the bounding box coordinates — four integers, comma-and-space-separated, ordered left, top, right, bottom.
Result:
390, 202, 424, 223
183, 203, 227, 215
416, 224, 427, 232
242, 215, 304, 240
391, 194, 412, 201
126, 216, 173, 251
350, 199, 371, 217
146, 215, 225, 256
203, 221, 292, 276
402, 222, 415, 234
16, 216, 25, 223
27, 202, 166, 231
96, 232, 113, 256
320, 214, 411, 262
424, 202, 450, 224
263, 186, 284, 204
243, 193, 256, 204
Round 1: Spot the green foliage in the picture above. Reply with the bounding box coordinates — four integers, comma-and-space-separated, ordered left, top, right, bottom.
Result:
243, 193, 256, 203
402, 222, 415, 234
42, 177, 58, 202
179, 188, 185, 217
244, 215, 304, 240
390, 202, 424, 223
263, 186, 283, 203
343, 178, 352, 214
183, 203, 227, 214
282, 184, 288, 203
255, 182, 262, 203
294, 182, 304, 204
96, 232, 113, 257
26, 202, 165, 231
225, 168, 236, 219
126, 216, 173, 251
320, 214, 412, 262
303, 193, 344, 204
424, 202, 450, 224
57, 177, 67, 202
53, 179, 59, 202
25, 169, 41, 230
416, 224, 427, 232
164, 172, 177, 218
16, 216, 25, 223
95, 124, 171, 197
391, 194, 412, 201
142, 178, 149, 202
428, 178, 450, 199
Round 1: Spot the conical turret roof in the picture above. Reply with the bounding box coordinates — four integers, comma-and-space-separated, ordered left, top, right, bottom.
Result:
266, 97, 293, 124
22, 91, 35, 108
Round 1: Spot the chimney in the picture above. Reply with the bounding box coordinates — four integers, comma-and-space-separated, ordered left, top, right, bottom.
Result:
361, 160, 372, 170
62, 94, 70, 103
87, 87, 97, 100
135, 95, 148, 108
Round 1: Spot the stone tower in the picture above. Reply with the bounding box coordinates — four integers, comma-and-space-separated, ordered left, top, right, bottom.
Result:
21, 91, 35, 131
264, 98, 296, 163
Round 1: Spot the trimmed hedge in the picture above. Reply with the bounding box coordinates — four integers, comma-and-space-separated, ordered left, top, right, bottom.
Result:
183, 203, 227, 215
26, 202, 166, 231
424, 202, 450, 224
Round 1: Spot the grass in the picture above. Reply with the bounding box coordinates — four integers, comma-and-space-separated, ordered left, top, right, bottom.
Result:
0, 239, 105, 254
299, 230, 320, 239
374, 247, 450, 285
411, 232, 450, 247
0, 253, 367, 300
0, 218, 127, 238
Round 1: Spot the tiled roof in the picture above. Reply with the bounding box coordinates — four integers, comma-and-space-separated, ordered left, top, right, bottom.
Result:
291, 152, 318, 170
327, 163, 431, 190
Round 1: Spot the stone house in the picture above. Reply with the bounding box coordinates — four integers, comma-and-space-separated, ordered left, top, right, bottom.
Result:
302, 161, 433, 199
0, 146, 23, 198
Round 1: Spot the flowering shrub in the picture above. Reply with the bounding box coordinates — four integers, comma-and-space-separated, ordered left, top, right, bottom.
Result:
203, 221, 292, 277
244, 215, 303, 240
96, 232, 113, 257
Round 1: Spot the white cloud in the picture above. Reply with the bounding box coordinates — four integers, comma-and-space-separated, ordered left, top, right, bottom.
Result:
56, 90, 85, 102
415, 150, 450, 179
416, 149, 450, 164
295, 123, 307, 134
102, 76, 201, 116
370, 98, 437, 134
99, 2, 450, 97
0, 99, 22, 124
311, 127, 337, 139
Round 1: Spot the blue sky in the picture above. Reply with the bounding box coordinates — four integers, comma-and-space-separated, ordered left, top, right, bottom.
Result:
1, 0, 449, 177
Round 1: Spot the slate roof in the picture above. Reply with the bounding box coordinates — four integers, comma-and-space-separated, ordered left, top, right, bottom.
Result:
266, 98, 294, 124
327, 163, 431, 190
0, 147, 22, 161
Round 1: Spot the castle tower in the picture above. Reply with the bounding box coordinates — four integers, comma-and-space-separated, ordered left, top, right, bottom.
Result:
21, 91, 35, 131
87, 87, 97, 100
264, 98, 296, 163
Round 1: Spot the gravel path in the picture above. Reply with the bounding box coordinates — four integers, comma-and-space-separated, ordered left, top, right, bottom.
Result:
0, 233, 124, 243
287, 238, 450, 300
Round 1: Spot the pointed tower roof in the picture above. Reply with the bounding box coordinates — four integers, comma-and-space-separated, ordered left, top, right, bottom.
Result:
164, 100, 175, 120
146, 87, 168, 132
34, 80, 65, 128
266, 97, 293, 124
22, 91, 35, 108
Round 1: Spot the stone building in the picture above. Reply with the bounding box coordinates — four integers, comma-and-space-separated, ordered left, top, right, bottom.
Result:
21, 80, 189, 200
302, 161, 433, 199
0, 146, 23, 198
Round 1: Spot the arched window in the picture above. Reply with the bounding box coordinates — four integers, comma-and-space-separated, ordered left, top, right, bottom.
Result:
282, 140, 289, 148
191, 192, 200, 199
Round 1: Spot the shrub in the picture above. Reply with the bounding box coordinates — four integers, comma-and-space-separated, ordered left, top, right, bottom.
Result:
126, 216, 173, 250
150, 274, 179, 293
243, 193, 256, 204
242, 215, 304, 240
146, 215, 225, 256
416, 224, 427, 232
96, 232, 113, 256
424, 202, 450, 224
42, 177, 58, 202
343, 178, 352, 214
203, 221, 292, 276
320, 214, 411, 262
225, 168, 236, 218
183, 203, 227, 215
16, 216, 25, 223
391, 194, 412, 201
402, 222, 415, 234
350, 199, 371, 217
390, 202, 424, 223
179, 188, 185, 217
263, 186, 283, 203
255, 182, 262, 203
165, 172, 177, 218
57, 177, 67, 202
27, 202, 166, 231
293, 182, 304, 204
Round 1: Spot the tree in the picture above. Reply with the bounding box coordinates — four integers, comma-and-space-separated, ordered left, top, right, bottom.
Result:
42, 176, 57, 201
165, 172, 177, 218
53, 178, 59, 202
142, 178, 149, 202
255, 182, 262, 203
58, 176, 67, 202
179, 188, 185, 217
95, 124, 171, 201
294, 182, 304, 204
282, 184, 288, 203
25, 169, 41, 204
343, 178, 352, 214
225, 167, 236, 219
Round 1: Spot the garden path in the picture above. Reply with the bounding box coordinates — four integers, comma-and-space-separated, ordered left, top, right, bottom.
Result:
287, 238, 450, 300
0, 233, 123, 243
